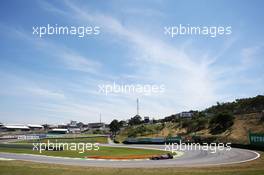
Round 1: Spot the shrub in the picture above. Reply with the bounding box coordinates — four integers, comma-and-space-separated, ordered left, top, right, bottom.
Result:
181, 117, 208, 133
209, 112, 234, 134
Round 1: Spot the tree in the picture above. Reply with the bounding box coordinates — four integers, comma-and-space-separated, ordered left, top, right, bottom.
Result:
118, 120, 126, 127
128, 115, 142, 126
109, 119, 120, 136
209, 112, 234, 134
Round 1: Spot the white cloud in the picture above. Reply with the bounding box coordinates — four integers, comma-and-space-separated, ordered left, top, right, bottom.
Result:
60, 1, 218, 111
25, 87, 65, 99
3, 1, 240, 123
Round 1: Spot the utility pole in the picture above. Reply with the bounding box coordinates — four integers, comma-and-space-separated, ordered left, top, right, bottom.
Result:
100, 113, 102, 123
137, 98, 139, 115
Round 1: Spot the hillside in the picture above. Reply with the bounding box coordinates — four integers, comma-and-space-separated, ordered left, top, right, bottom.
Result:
117, 112, 264, 144
116, 95, 264, 144
226, 113, 264, 144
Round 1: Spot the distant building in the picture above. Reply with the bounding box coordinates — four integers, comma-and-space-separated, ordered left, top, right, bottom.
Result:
48, 128, 68, 134
88, 123, 106, 130
144, 116, 150, 123
76, 122, 84, 128
27, 124, 43, 130
163, 111, 195, 122
68, 120, 77, 128
42, 124, 57, 130
58, 124, 68, 129
179, 111, 194, 118
68, 128, 81, 134
79, 123, 89, 131
1, 124, 30, 131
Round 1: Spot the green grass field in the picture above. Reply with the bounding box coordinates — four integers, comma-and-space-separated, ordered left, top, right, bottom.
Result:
0, 144, 168, 158
0, 152, 263, 175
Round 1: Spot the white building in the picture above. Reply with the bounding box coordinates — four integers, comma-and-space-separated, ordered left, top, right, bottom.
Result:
1, 124, 30, 131
179, 111, 193, 118
27, 124, 44, 130
48, 128, 69, 134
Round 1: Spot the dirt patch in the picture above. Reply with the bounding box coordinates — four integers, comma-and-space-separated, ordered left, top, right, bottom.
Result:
227, 113, 264, 144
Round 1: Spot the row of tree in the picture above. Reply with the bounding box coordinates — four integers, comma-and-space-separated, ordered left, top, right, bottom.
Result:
109, 115, 151, 136
205, 95, 264, 115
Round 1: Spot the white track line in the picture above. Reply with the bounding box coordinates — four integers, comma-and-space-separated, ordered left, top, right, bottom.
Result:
202, 150, 260, 166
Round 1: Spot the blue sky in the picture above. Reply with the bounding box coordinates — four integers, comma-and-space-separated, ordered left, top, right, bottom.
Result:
0, 0, 263, 124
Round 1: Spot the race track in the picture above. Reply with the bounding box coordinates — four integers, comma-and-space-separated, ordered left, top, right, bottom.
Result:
0, 144, 260, 168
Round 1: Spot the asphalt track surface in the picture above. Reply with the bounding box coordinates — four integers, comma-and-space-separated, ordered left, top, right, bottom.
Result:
0, 144, 260, 168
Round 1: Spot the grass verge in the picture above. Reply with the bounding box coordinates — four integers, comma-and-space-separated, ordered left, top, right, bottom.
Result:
0, 145, 167, 158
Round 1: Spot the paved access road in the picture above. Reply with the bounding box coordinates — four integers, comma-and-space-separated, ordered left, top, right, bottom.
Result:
0, 144, 260, 168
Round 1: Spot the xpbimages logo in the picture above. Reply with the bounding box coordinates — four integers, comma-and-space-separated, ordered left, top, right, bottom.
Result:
32, 24, 100, 38
32, 140, 100, 153
164, 24, 232, 38
98, 82, 165, 95
165, 141, 232, 154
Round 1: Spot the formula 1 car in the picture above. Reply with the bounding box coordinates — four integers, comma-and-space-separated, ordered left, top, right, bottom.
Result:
150, 153, 173, 160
